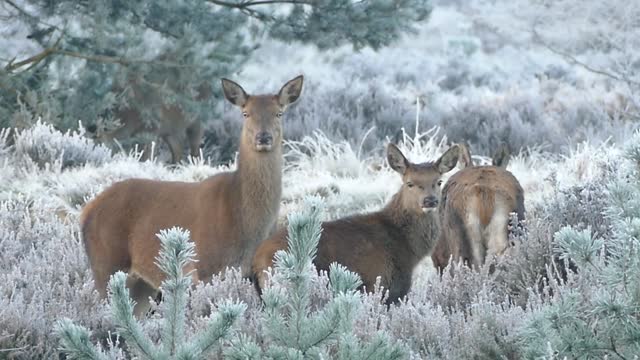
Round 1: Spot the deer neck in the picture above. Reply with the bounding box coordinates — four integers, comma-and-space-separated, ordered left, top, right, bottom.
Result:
383, 193, 440, 262
233, 139, 282, 276
234, 137, 282, 255
235, 136, 282, 207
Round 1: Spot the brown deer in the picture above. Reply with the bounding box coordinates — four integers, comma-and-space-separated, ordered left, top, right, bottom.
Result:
88, 76, 212, 164
81, 75, 304, 316
96, 107, 203, 164
431, 143, 525, 273
252, 143, 460, 304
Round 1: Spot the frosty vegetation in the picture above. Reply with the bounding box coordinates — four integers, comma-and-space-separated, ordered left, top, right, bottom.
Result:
1, 0, 640, 359
2, 116, 640, 358
57, 227, 246, 360
0, 0, 430, 162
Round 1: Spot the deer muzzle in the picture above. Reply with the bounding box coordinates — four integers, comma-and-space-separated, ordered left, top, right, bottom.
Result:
255, 132, 274, 151
422, 196, 438, 211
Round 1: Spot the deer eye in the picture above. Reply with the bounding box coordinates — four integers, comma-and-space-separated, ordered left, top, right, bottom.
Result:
406, 182, 414, 188
437, 180, 443, 186
276, 111, 283, 118
242, 112, 249, 118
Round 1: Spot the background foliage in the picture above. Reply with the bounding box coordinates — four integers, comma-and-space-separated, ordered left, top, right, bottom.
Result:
0, 0, 430, 161
1, 0, 639, 358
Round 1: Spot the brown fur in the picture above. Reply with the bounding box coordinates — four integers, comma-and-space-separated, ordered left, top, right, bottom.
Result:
432, 145, 525, 273
81, 76, 303, 316
100, 105, 204, 164
457, 142, 474, 168
91, 75, 212, 163
252, 144, 460, 304
491, 143, 511, 168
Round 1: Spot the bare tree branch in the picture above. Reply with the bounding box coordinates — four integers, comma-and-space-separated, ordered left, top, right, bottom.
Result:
4, 34, 198, 73
53, 50, 135, 66
4, 35, 62, 72
3, 0, 34, 19
207, 0, 312, 8
3, 0, 59, 32
55, 50, 198, 68
532, 28, 640, 87
206, 0, 312, 21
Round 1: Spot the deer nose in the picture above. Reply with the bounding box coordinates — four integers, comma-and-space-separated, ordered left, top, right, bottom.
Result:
255, 132, 273, 146
423, 196, 438, 208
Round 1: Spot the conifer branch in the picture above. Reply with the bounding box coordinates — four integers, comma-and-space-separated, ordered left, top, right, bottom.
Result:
5, 45, 196, 73
57, 227, 243, 360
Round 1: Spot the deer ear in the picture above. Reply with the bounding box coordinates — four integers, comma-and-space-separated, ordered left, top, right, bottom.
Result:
221, 78, 248, 107
437, 145, 460, 174
491, 143, 511, 168
278, 75, 304, 106
387, 143, 409, 175
457, 143, 474, 169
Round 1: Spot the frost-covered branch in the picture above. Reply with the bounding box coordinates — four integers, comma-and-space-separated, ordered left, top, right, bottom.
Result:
226, 197, 406, 358
56, 227, 244, 359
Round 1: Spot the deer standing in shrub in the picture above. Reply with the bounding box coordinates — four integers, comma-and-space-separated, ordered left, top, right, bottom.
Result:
81, 75, 304, 316
88, 75, 212, 164
431, 144, 525, 273
252, 143, 460, 304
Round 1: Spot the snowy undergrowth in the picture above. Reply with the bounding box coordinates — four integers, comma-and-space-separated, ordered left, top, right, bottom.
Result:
0, 119, 616, 228
2, 0, 639, 357
0, 116, 622, 243
1, 120, 637, 358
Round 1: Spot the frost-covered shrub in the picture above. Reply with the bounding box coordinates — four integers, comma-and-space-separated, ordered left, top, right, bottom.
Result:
516, 136, 640, 358
13, 119, 112, 170
227, 197, 406, 359
491, 219, 557, 307
57, 227, 245, 360
385, 298, 525, 359
205, 66, 637, 163
426, 92, 637, 157
0, 128, 12, 159
285, 81, 415, 149
2, 0, 639, 354
0, 196, 109, 359
4, 121, 640, 359
536, 181, 612, 239
211, 74, 637, 165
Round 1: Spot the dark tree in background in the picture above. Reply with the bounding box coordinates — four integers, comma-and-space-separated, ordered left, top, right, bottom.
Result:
0, 0, 431, 160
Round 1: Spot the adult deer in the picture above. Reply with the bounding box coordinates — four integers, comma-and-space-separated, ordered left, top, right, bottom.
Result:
431, 143, 525, 273
252, 143, 460, 304
81, 75, 303, 316
88, 76, 212, 164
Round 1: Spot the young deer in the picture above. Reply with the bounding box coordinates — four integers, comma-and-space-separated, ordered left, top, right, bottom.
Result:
81, 75, 304, 316
252, 144, 460, 304
431, 143, 525, 273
